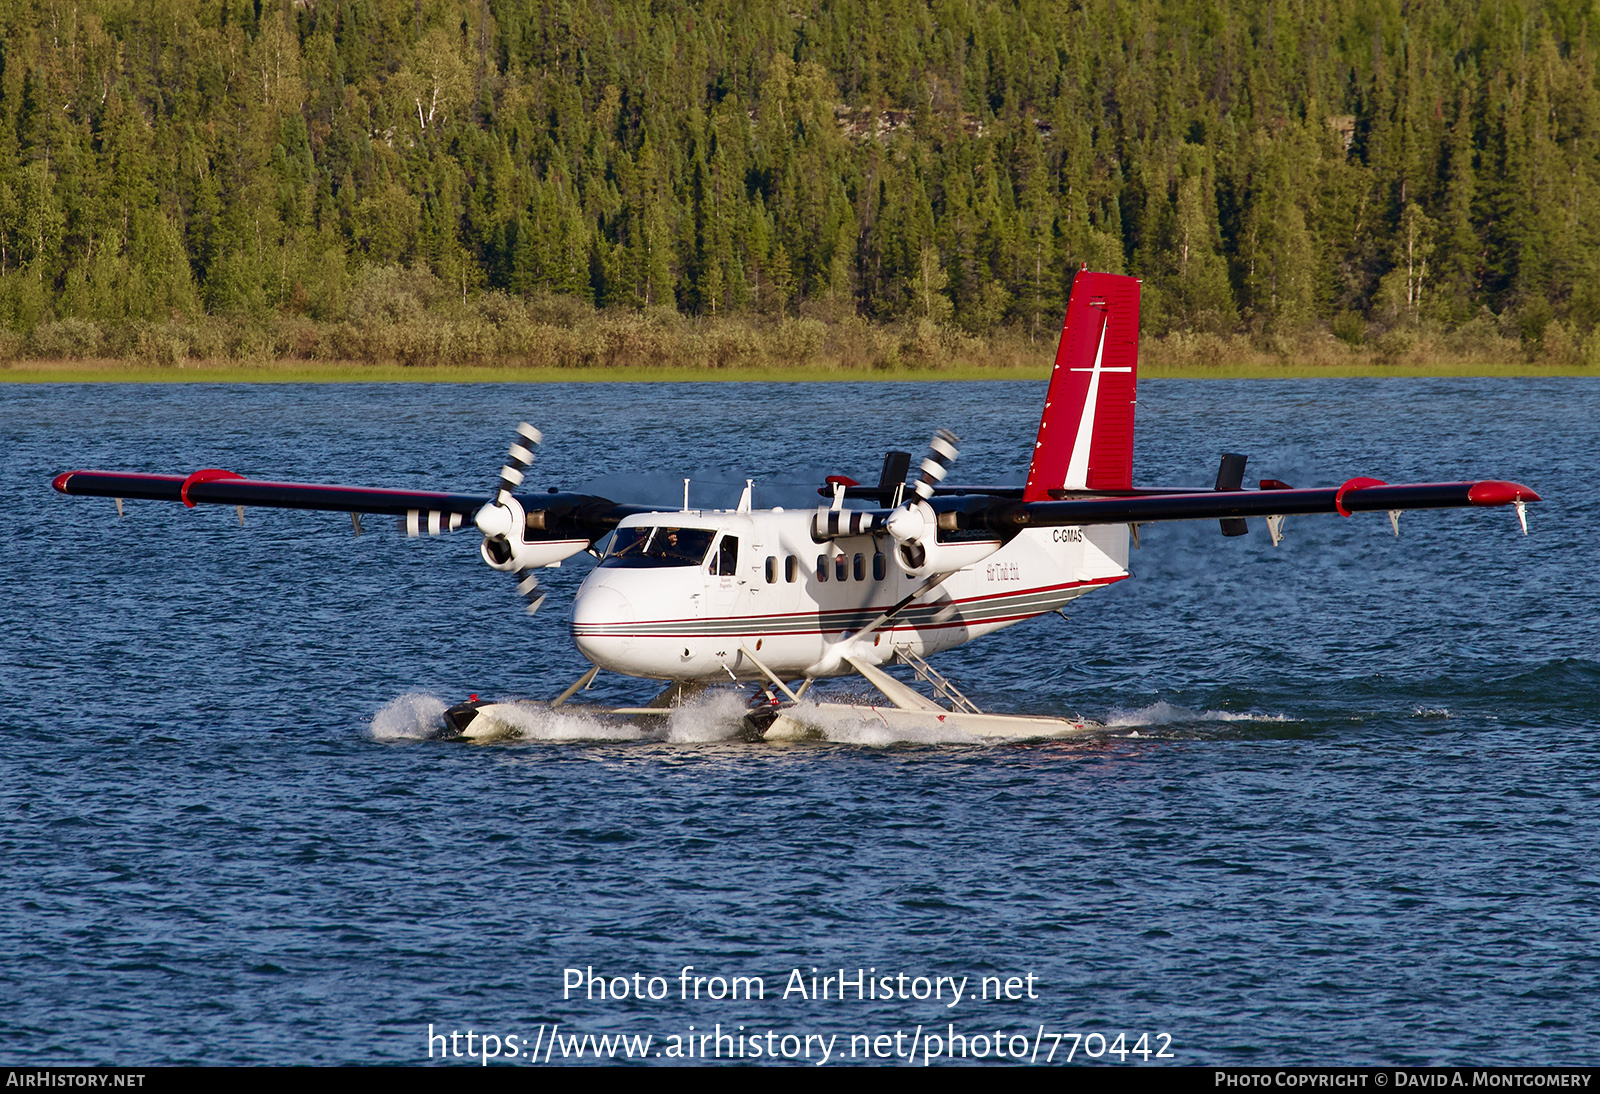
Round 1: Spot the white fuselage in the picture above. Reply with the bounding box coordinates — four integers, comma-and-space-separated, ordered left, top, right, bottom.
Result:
570, 508, 1129, 681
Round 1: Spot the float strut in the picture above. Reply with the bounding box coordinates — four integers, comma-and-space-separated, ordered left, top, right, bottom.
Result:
551, 665, 601, 707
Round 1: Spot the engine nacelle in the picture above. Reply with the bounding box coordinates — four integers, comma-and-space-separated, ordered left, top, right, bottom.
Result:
475, 496, 590, 572
885, 500, 1004, 578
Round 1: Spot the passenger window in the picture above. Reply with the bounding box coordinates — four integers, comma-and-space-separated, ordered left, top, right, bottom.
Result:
765, 556, 776, 583
785, 556, 797, 583
873, 552, 886, 580
853, 553, 864, 581
816, 555, 828, 582
835, 554, 847, 581
715, 536, 738, 575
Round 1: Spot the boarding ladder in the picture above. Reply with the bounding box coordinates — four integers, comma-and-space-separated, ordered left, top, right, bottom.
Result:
895, 647, 982, 715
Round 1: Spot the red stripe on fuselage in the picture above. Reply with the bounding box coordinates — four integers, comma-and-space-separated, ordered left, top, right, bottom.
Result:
569, 575, 1127, 638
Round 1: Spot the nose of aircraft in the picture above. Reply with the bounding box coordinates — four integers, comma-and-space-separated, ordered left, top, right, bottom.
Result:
571, 583, 637, 662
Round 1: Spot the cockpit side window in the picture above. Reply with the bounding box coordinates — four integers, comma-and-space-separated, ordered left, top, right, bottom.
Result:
600, 526, 716, 568
712, 535, 739, 575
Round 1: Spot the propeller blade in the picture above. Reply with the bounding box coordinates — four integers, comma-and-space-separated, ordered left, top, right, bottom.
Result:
911, 428, 960, 501
516, 571, 547, 615
497, 422, 543, 506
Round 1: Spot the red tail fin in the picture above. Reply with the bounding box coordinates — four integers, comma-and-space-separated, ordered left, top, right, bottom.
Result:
1022, 271, 1141, 502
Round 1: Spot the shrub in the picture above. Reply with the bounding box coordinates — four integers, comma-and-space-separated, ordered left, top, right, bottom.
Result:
1539, 320, 1582, 366
771, 317, 826, 365
1373, 328, 1419, 366
345, 265, 446, 323
135, 323, 188, 366
26, 318, 102, 359
1331, 311, 1366, 346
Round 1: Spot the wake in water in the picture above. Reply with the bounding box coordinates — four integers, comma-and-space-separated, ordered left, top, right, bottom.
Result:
368, 693, 450, 741
368, 692, 648, 742
1103, 700, 1292, 733
659, 690, 751, 743
366, 690, 746, 743
367, 690, 1010, 746
368, 691, 1291, 746
1100, 697, 1299, 738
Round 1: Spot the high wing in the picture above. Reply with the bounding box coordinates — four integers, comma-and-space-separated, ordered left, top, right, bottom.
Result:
941, 476, 1540, 539
52, 469, 487, 521
811, 476, 1539, 545
50, 468, 643, 541
51, 425, 658, 615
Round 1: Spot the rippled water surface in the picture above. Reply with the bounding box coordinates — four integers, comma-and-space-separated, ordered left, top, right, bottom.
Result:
2, 378, 1596, 1066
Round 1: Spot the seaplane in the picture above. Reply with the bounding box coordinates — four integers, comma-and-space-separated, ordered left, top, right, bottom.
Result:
51, 270, 1540, 742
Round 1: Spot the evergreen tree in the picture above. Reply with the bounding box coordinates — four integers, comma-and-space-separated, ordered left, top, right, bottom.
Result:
0, 0, 1595, 349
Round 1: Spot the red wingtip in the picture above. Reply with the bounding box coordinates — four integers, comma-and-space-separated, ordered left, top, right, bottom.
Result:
1467, 480, 1541, 506
52, 472, 74, 494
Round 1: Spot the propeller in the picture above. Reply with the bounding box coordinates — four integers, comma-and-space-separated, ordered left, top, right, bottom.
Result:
802, 430, 962, 675
885, 428, 959, 571
475, 422, 551, 614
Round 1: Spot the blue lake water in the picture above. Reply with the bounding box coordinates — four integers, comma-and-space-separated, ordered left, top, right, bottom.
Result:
1, 377, 1596, 1066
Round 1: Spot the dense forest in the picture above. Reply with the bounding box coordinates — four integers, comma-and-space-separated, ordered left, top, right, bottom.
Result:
1, 0, 1598, 367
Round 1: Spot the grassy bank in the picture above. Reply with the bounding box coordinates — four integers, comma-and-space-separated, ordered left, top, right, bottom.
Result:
1, 357, 1062, 383
4, 357, 1593, 383
3, 288, 1596, 382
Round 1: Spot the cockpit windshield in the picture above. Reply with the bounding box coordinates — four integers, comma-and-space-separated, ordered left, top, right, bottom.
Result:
600, 526, 716, 568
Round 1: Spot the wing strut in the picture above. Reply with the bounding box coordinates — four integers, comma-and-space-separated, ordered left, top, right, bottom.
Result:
839, 572, 953, 647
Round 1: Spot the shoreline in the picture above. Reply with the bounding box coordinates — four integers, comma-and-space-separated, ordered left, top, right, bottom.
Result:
3, 359, 1594, 383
